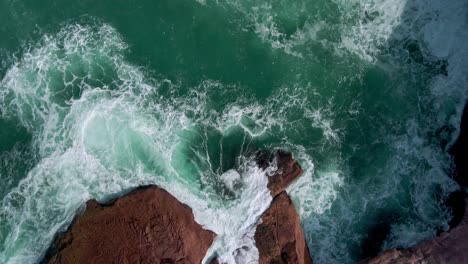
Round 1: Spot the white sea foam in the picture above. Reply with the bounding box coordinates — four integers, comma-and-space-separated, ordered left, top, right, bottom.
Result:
202, 161, 272, 264
378, 0, 468, 250
2, 0, 468, 262
0, 23, 278, 264
335, 0, 406, 61
194, 0, 405, 61
197, 0, 468, 263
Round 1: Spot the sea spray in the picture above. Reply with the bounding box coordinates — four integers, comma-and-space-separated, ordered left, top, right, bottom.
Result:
0, 23, 278, 263
0, 0, 467, 263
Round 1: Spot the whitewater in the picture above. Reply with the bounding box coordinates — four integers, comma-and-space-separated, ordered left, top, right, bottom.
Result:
0, 0, 467, 263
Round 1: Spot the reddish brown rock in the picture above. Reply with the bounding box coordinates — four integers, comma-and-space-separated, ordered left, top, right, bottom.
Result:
253, 151, 312, 264
255, 191, 312, 264
359, 199, 468, 264
46, 185, 215, 264
257, 150, 303, 197
46, 151, 310, 264
210, 151, 310, 264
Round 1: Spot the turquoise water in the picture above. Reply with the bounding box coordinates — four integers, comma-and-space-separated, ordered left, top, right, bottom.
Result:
0, 0, 467, 263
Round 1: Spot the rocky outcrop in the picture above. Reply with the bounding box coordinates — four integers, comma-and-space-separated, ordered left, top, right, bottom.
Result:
359, 199, 468, 264
267, 151, 304, 198
255, 150, 313, 264
45, 151, 312, 264
255, 192, 312, 264
45, 186, 215, 264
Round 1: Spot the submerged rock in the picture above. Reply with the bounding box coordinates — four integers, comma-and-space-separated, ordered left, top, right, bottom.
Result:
45, 186, 215, 264
359, 199, 468, 264
255, 191, 313, 264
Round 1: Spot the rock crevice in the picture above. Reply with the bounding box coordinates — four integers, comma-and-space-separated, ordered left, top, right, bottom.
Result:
255, 191, 312, 264
255, 150, 313, 264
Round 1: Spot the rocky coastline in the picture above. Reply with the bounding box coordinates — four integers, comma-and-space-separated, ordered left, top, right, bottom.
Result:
360, 105, 468, 264
45, 185, 216, 264
358, 201, 468, 264
44, 151, 313, 264
44, 104, 468, 264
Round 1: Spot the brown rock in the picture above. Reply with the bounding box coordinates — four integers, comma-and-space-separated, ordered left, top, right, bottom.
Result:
254, 150, 312, 264
264, 151, 303, 197
359, 199, 468, 264
255, 191, 312, 264
210, 151, 309, 264
45, 151, 310, 264
46, 185, 215, 264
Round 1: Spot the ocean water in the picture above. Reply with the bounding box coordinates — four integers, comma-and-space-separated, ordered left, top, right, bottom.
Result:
0, 0, 467, 263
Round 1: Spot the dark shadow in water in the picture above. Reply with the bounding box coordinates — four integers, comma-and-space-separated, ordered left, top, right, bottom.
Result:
359, 211, 401, 259
450, 102, 468, 187
447, 102, 468, 228
357, 0, 463, 260
298, 0, 462, 262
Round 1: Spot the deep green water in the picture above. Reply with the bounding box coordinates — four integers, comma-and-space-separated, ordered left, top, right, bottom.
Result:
0, 0, 467, 263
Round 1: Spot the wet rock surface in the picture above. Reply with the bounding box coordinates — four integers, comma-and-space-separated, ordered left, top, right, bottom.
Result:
45, 186, 215, 264
255, 191, 313, 264
256, 150, 304, 197
254, 150, 312, 264
45, 151, 312, 264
